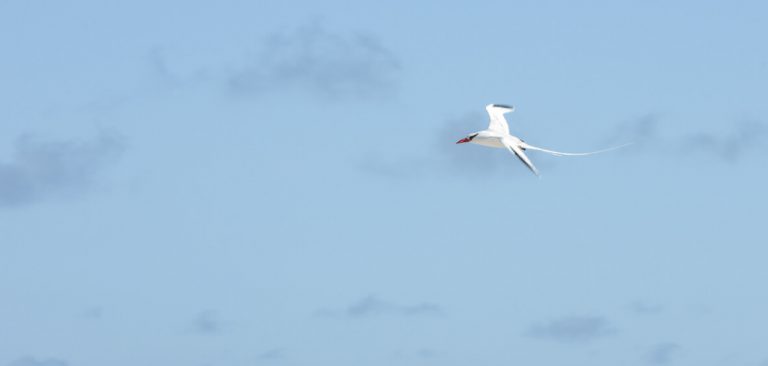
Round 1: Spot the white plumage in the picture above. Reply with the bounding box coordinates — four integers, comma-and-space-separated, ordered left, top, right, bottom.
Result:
455, 104, 630, 176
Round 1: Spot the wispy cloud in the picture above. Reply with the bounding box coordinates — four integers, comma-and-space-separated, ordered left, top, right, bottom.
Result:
257, 348, 284, 361
526, 315, 615, 343
607, 115, 766, 163
8, 357, 68, 366
229, 23, 399, 99
644, 343, 680, 364
190, 309, 221, 334
147, 46, 211, 88
390, 348, 437, 360
318, 295, 443, 318
682, 122, 765, 161
629, 301, 664, 315
81, 306, 104, 319
0, 133, 125, 208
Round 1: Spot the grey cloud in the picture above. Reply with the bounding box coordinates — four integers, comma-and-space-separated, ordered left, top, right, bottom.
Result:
645, 343, 680, 364
630, 301, 664, 315
607, 115, 766, 163
229, 23, 399, 99
148, 47, 187, 87
0, 133, 125, 207
319, 295, 443, 318
149, 47, 173, 82
390, 348, 437, 360
257, 348, 284, 360
148, 47, 211, 88
526, 316, 615, 343
8, 357, 68, 366
682, 122, 765, 162
606, 114, 660, 147
190, 309, 221, 334
81, 306, 104, 319
347, 295, 442, 317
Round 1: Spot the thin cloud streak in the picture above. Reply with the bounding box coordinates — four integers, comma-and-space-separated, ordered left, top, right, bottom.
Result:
147, 46, 212, 89
630, 301, 664, 315
257, 348, 284, 360
318, 295, 443, 319
390, 348, 437, 360
526, 315, 615, 343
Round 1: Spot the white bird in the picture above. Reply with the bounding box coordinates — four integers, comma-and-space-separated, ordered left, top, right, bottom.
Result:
456, 104, 629, 176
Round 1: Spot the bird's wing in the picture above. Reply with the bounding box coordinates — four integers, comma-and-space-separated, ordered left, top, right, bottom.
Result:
521, 142, 633, 156
485, 104, 514, 135
504, 140, 540, 177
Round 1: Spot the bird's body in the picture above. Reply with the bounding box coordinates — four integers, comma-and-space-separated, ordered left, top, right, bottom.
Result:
456, 104, 629, 176
467, 130, 513, 149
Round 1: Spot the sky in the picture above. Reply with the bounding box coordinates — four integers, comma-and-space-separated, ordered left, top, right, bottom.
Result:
1, 0, 767, 365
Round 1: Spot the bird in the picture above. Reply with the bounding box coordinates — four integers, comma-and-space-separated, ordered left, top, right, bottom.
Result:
455, 104, 630, 176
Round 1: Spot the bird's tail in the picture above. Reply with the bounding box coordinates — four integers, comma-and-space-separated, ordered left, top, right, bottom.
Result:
520, 142, 633, 157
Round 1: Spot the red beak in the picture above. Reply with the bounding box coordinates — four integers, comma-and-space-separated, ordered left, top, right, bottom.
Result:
456, 137, 471, 144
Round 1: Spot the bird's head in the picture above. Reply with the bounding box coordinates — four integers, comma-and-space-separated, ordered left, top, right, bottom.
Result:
456, 132, 478, 144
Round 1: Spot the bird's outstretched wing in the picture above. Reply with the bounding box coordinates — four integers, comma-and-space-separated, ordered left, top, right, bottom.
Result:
504, 140, 540, 177
521, 142, 633, 156
485, 104, 514, 135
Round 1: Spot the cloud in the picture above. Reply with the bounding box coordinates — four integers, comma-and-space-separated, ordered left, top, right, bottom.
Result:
682, 122, 765, 161
347, 295, 442, 317
190, 309, 221, 334
81, 306, 104, 319
148, 47, 191, 87
629, 301, 664, 315
147, 47, 211, 88
0, 133, 125, 208
526, 316, 615, 343
644, 343, 680, 364
318, 295, 443, 318
390, 348, 437, 360
257, 348, 284, 360
8, 357, 68, 366
229, 23, 399, 99
606, 115, 766, 163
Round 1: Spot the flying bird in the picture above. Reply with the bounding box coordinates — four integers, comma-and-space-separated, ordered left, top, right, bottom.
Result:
456, 104, 629, 176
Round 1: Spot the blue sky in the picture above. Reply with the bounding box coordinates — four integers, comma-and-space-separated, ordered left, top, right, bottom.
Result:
1, 0, 767, 365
